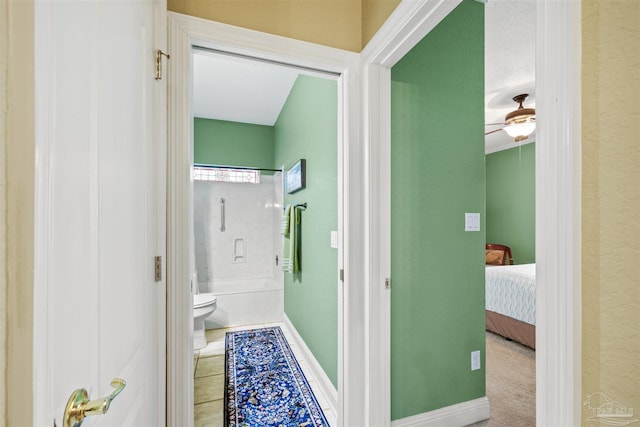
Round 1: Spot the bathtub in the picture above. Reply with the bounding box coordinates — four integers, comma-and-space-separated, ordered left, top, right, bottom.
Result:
202, 278, 283, 329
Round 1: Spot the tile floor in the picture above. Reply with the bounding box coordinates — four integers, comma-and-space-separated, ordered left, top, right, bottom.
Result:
193, 322, 337, 427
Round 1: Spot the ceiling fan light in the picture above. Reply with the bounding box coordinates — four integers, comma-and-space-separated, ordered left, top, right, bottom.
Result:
501, 94, 536, 139
504, 121, 536, 138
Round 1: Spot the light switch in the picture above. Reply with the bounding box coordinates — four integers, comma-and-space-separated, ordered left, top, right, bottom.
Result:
330, 231, 338, 248
465, 213, 480, 232
471, 350, 481, 370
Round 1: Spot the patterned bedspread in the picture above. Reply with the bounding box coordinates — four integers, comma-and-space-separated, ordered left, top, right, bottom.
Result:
485, 263, 536, 325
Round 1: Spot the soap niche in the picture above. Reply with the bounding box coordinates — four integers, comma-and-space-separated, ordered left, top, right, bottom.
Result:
233, 237, 246, 264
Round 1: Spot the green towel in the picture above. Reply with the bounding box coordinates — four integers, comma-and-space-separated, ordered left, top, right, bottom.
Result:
281, 204, 292, 236
282, 205, 301, 273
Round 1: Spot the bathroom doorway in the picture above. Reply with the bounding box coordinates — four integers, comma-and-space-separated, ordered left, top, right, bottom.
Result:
190, 49, 341, 422
166, 13, 363, 426
190, 49, 338, 337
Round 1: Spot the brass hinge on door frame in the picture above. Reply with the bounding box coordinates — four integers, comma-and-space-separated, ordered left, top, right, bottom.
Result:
385, 277, 391, 289
154, 50, 170, 80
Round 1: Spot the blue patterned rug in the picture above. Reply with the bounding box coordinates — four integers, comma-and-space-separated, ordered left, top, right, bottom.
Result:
224, 326, 330, 427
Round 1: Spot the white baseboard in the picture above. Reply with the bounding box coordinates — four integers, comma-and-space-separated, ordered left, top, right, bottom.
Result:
282, 314, 338, 414
391, 397, 490, 427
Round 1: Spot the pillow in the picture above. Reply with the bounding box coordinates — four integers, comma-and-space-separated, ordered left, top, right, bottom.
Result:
485, 249, 505, 265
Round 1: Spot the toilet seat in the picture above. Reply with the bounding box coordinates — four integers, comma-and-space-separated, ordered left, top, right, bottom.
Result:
194, 293, 217, 308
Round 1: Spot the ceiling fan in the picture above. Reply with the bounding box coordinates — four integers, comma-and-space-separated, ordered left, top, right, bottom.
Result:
485, 93, 536, 142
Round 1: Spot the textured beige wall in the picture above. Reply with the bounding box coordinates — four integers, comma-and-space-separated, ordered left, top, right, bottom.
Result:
361, 0, 401, 48
582, 0, 640, 423
167, 0, 401, 51
168, 0, 363, 52
0, 0, 7, 425
5, 1, 34, 426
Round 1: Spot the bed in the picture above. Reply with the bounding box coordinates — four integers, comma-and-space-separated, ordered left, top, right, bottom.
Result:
485, 263, 536, 349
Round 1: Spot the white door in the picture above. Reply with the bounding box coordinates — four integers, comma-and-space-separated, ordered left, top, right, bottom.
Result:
34, 1, 165, 425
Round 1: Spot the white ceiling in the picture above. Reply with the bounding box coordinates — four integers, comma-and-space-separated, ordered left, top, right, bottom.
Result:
484, 0, 536, 153
192, 0, 535, 153
192, 50, 299, 126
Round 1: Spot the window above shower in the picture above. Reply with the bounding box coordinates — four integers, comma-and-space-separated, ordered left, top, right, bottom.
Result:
193, 165, 260, 184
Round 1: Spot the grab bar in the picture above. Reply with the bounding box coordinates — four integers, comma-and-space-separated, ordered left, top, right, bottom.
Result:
220, 198, 226, 232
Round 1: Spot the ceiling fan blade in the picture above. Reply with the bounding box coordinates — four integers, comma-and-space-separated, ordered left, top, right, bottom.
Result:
485, 122, 506, 126
484, 128, 504, 136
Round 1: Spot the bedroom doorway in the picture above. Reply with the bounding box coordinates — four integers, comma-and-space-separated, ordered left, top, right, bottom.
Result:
483, 0, 537, 424
364, 0, 581, 425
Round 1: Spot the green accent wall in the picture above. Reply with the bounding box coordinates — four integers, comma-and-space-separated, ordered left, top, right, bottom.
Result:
193, 117, 274, 169
390, 0, 485, 420
486, 143, 536, 264
274, 75, 339, 387
192, 76, 339, 388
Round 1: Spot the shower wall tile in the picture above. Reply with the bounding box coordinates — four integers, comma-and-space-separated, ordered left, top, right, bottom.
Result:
194, 175, 277, 283
272, 171, 284, 285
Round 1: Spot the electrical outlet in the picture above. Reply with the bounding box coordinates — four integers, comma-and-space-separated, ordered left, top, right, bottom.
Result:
471, 350, 481, 370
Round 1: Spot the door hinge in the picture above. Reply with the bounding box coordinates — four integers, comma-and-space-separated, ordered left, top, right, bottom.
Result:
154, 49, 170, 80
385, 277, 391, 289
154, 256, 162, 282
339, 269, 344, 282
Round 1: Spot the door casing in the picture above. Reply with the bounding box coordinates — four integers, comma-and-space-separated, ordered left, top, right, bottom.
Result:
362, 0, 581, 425
166, 13, 362, 427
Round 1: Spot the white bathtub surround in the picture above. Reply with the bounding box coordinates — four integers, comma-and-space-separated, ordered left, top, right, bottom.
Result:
203, 278, 283, 329
194, 175, 280, 282
194, 173, 284, 328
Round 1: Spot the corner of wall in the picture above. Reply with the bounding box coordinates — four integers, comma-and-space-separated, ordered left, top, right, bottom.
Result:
5, 1, 35, 426
0, 0, 8, 425
361, 0, 402, 49
581, 0, 640, 422
389, 0, 485, 418
167, 0, 362, 52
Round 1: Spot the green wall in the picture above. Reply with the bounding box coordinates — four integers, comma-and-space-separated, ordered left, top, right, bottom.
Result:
193, 117, 274, 168
274, 75, 339, 387
390, 0, 485, 420
192, 77, 338, 387
486, 143, 536, 264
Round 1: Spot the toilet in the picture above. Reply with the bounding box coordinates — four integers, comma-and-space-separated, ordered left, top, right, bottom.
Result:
193, 293, 217, 350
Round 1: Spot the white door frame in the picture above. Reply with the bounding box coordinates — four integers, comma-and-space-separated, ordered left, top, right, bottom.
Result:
362, 0, 582, 425
166, 12, 363, 426
154, 2, 169, 424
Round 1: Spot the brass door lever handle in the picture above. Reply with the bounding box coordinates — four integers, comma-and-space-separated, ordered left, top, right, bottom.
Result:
63, 378, 126, 427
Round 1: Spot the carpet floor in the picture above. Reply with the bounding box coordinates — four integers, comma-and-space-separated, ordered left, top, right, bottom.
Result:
469, 331, 536, 427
